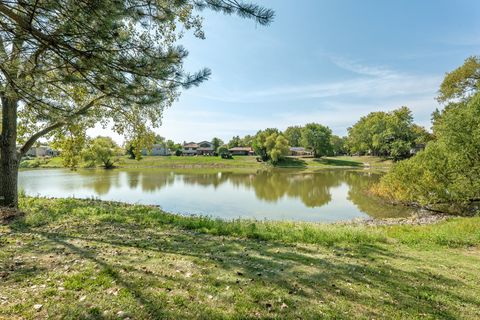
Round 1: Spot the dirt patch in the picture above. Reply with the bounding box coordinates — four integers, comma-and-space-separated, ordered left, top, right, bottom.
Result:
0, 207, 24, 224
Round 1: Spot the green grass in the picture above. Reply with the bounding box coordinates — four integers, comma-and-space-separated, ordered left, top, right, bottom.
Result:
1, 197, 479, 319
20, 155, 382, 171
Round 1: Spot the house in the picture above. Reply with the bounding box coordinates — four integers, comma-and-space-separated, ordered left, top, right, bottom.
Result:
182, 141, 214, 156
289, 147, 313, 157
25, 146, 58, 157
228, 147, 254, 156
182, 142, 198, 156
141, 144, 171, 156
196, 141, 215, 155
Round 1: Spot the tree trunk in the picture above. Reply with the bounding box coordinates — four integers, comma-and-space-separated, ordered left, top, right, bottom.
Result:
0, 96, 19, 208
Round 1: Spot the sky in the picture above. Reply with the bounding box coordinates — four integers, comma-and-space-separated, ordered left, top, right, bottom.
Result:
91, 0, 480, 143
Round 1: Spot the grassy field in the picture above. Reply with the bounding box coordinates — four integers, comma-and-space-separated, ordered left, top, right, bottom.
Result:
1, 197, 479, 319
20, 155, 392, 170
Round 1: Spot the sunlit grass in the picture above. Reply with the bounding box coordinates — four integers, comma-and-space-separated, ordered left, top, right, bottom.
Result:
1, 197, 479, 319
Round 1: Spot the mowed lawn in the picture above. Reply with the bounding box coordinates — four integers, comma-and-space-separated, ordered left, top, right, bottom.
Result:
20, 155, 391, 170
1, 198, 479, 319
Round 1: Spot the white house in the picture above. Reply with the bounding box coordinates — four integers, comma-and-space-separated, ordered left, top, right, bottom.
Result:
141, 144, 171, 156
182, 141, 214, 156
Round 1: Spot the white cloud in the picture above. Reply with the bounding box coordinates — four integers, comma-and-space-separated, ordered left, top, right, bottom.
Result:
187, 59, 442, 104
87, 59, 442, 142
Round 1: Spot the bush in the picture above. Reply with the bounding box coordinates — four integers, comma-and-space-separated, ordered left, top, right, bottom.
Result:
374, 93, 480, 212
220, 152, 233, 159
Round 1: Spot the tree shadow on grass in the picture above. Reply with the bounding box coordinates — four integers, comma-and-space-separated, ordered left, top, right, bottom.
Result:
276, 157, 308, 169
4, 219, 479, 319
313, 158, 363, 167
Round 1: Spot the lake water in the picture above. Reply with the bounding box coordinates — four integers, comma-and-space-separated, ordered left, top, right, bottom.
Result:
18, 168, 416, 222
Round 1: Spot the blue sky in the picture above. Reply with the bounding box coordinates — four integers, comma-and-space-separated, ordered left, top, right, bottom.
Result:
94, 0, 480, 143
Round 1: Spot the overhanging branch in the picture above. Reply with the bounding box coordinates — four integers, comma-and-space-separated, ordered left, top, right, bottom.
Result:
19, 94, 107, 156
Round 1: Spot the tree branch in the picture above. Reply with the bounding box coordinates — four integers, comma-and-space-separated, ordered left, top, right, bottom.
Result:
19, 94, 107, 156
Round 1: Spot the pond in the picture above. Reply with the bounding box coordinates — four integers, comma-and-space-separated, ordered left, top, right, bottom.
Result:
18, 168, 417, 222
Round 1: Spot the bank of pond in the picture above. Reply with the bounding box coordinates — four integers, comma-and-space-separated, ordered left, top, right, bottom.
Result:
19, 167, 419, 223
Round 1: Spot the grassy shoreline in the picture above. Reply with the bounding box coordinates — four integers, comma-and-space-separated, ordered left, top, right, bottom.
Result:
20, 155, 393, 171
1, 197, 479, 319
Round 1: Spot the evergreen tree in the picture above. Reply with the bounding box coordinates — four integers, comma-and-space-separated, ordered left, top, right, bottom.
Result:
0, 0, 274, 207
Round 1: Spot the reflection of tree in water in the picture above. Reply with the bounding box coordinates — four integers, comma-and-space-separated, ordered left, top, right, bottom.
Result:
137, 171, 175, 192
83, 168, 415, 216
175, 169, 343, 208
344, 171, 415, 218
78, 170, 121, 196
233, 170, 341, 208
181, 172, 232, 189
286, 171, 342, 207
250, 171, 291, 202
126, 171, 141, 189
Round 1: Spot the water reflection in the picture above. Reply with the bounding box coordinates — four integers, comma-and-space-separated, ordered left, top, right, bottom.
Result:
19, 168, 416, 221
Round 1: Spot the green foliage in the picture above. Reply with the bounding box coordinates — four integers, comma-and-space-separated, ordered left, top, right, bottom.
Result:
330, 135, 347, 156
375, 93, 480, 210
252, 128, 279, 161
51, 124, 87, 169
346, 106, 424, 160
227, 135, 241, 148
211, 137, 224, 153
216, 145, 229, 156
167, 140, 182, 152
267, 134, 290, 164
437, 56, 480, 104
239, 134, 254, 147
411, 124, 434, 145
82, 137, 123, 169
284, 126, 303, 147
252, 128, 289, 164
300, 123, 332, 158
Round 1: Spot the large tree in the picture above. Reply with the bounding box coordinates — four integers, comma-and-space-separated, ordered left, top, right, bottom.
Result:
346, 106, 424, 160
300, 123, 332, 158
0, 0, 274, 207
284, 125, 302, 147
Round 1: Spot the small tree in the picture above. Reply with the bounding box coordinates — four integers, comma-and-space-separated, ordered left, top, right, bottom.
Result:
217, 145, 229, 156
211, 137, 224, 154
83, 137, 123, 169
268, 135, 290, 164
252, 128, 280, 161
301, 123, 333, 158
252, 129, 289, 164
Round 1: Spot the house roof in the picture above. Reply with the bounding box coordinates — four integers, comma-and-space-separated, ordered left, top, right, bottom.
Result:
289, 147, 306, 151
229, 147, 252, 152
183, 142, 198, 148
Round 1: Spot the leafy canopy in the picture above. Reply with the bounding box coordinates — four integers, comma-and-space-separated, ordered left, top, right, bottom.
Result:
83, 136, 123, 169
346, 107, 426, 160
300, 123, 332, 158
0, 0, 274, 159
376, 57, 480, 211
